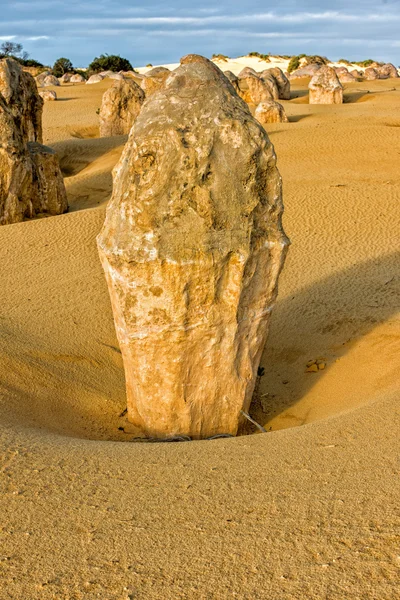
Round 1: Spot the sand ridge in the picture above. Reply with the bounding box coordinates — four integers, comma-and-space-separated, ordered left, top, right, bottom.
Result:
0, 70, 399, 598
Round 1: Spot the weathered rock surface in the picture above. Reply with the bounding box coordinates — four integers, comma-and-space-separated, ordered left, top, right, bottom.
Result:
309, 66, 343, 104
39, 90, 57, 101
99, 78, 145, 137
35, 70, 51, 86
86, 74, 104, 84
0, 59, 67, 224
141, 67, 170, 96
377, 63, 399, 79
97, 54, 288, 439
237, 72, 274, 104
0, 58, 43, 143
59, 73, 72, 84
261, 68, 290, 100
337, 69, 356, 83
289, 63, 321, 79
223, 70, 240, 93
238, 66, 258, 78
255, 100, 289, 124
350, 69, 363, 78
43, 75, 60, 87
364, 67, 379, 80
258, 72, 279, 100
109, 73, 124, 80
70, 74, 85, 83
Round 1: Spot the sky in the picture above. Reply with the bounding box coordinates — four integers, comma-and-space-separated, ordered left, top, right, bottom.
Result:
1, 0, 400, 68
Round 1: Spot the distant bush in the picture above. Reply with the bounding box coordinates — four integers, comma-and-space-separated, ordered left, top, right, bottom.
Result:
146, 63, 153, 68
287, 56, 301, 73
52, 57, 73, 77
338, 58, 352, 65
248, 51, 270, 62
212, 54, 228, 61
74, 69, 88, 80
354, 59, 375, 67
304, 55, 328, 66
88, 54, 133, 73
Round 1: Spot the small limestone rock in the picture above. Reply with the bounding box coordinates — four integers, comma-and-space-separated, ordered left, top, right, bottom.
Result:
255, 100, 289, 124
306, 364, 319, 373
350, 69, 363, 78
86, 74, 104, 84
59, 73, 72, 84
28, 142, 68, 216
35, 70, 51, 86
97, 54, 289, 439
99, 79, 145, 137
43, 75, 60, 87
289, 64, 321, 79
309, 66, 343, 104
70, 74, 85, 83
141, 67, 170, 96
39, 90, 57, 101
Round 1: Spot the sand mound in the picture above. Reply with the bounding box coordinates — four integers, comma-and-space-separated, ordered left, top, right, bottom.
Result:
0, 74, 399, 598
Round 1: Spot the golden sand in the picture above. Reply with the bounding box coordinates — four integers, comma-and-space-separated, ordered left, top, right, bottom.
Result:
0, 76, 399, 598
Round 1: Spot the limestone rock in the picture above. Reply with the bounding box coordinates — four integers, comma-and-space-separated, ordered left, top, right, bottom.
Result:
70, 74, 85, 83
309, 66, 343, 104
260, 68, 290, 100
238, 67, 258, 78
255, 100, 289, 124
258, 72, 279, 100
377, 63, 399, 79
0, 58, 43, 143
109, 73, 124, 80
59, 73, 72, 84
99, 79, 145, 137
43, 75, 60, 87
39, 90, 57, 101
35, 70, 51, 86
289, 63, 321, 79
141, 67, 170, 96
350, 69, 363, 78
364, 67, 379, 81
86, 74, 104, 84
223, 70, 240, 94
237, 72, 274, 105
97, 54, 288, 439
337, 70, 356, 83
0, 60, 67, 225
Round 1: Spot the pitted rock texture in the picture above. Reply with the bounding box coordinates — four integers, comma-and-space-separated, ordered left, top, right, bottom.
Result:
255, 100, 289, 124
97, 54, 289, 439
99, 79, 145, 137
141, 67, 170, 96
309, 66, 343, 104
0, 58, 43, 143
260, 68, 290, 100
0, 60, 67, 225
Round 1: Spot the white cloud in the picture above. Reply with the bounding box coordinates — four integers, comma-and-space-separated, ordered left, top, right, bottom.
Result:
27, 35, 50, 40
0, 35, 16, 40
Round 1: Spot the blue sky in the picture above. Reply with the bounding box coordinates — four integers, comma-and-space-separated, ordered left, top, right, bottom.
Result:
1, 0, 400, 68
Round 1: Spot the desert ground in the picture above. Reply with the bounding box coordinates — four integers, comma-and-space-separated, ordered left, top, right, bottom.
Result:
0, 64, 399, 599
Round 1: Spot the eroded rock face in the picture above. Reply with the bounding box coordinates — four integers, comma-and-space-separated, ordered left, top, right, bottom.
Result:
35, 70, 51, 86
237, 72, 274, 105
59, 73, 72, 83
261, 68, 290, 100
223, 70, 240, 93
377, 63, 399, 79
0, 58, 43, 143
0, 59, 67, 224
350, 69, 363, 78
97, 54, 288, 439
255, 100, 289, 124
364, 67, 379, 80
141, 67, 170, 96
337, 70, 356, 83
99, 78, 145, 137
309, 66, 343, 104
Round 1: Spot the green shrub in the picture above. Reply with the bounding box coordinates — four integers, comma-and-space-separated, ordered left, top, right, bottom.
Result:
287, 56, 301, 73
338, 58, 352, 65
88, 54, 133, 73
52, 57, 73, 77
146, 63, 153, 68
248, 51, 270, 62
211, 54, 228, 61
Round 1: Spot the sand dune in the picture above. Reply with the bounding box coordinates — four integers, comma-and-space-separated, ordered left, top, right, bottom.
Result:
0, 71, 399, 598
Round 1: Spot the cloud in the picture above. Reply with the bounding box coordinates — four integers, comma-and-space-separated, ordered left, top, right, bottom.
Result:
27, 36, 50, 40
0, 35, 16, 40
